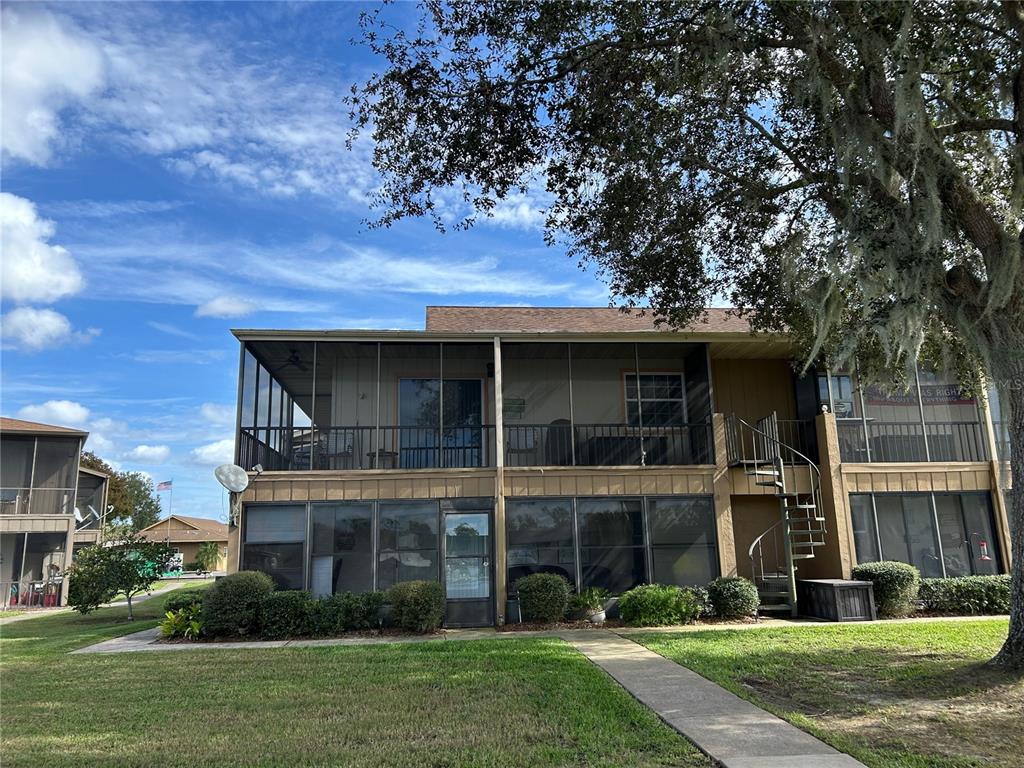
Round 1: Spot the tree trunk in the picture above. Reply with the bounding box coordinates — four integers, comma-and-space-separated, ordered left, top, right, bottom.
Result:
126, 594, 134, 621
992, 367, 1024, 669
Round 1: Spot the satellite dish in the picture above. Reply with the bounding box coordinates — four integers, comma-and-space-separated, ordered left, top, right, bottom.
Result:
214, 464, 250, 493
74, 508, 84, 523
87, 505, 100, 521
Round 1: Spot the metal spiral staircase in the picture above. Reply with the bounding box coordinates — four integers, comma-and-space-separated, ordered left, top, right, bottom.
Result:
725, 412, 826, 617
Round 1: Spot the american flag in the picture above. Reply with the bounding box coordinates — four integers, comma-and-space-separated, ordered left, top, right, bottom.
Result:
156, 480, 173, 491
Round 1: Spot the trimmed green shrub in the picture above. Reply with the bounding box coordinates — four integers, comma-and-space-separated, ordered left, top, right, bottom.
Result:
259, 591, 315, 639
318, 591, 386, 634
201, 570, 275, 637
387, 581, 445, 633
851, 561, 920, 618
919, 575, 1010, 615
707, 577, 760, 619
618, 584, 707, 626
163, 589, 206, 614
515, 573, 570, 623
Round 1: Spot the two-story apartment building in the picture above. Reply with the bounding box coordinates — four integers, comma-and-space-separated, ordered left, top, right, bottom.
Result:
0, 417, 108, 608
228, 307, 1014, 626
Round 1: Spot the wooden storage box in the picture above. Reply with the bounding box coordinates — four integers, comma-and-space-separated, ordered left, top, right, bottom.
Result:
797, 579, 876, 622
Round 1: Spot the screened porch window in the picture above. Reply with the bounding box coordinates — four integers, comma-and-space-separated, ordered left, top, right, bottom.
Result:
398, 378, 484, 469
625, 373, 685, 426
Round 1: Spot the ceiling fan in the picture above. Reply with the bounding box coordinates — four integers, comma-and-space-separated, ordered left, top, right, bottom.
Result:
280, 349, 309, 372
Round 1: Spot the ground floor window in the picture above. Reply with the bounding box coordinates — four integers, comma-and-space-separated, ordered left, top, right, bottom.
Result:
377, 501, 439, 589
242, 499, 493, 595
505, 494, 718, 596
849, 492, 1001, 577
506, 499, 575, 588
241, 504, 306, 589
311, 503, 373, 596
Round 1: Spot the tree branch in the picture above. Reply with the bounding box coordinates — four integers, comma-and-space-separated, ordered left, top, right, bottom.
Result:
936, 117, 1016, 136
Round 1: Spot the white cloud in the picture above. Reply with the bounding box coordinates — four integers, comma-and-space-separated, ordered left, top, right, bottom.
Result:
16, 399, 91, 427
122, 349, 226, 365
0, 6, 105, 165
44, 199, 185, 218
487, 192, 548, 230
147, 321, 199, 340
0, 193, 84, 303
87, 432, 116, 454
190, 438, 235, 466
0, 307, 100, 351
200, 403, 235, 427
2, 5, 376, 204
126, 444, 171, 464
195, 296, 257, 318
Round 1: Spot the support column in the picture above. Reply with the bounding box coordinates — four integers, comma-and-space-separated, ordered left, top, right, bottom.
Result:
813, 412, 854, 578
60, 518, 74, 606
980, 386, 1013, 569
711, 413, 737, 577
492, 336, 507, 624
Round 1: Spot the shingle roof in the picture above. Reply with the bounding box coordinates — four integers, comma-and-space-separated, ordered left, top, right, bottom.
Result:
0, 417, 88, 437
424, 306, 752, 334
137, 514, 229, 544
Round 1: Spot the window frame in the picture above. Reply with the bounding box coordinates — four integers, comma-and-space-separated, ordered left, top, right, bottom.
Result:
623, 371, 688, 427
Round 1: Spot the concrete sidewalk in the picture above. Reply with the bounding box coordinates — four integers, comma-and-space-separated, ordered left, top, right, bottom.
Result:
563, 631, 865, 768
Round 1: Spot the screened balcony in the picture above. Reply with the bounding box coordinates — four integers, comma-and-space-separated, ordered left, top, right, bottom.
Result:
825, 369, 990, 463
237, 341, 497, 471
500, 341, 713, 467
236, 338, 714, 471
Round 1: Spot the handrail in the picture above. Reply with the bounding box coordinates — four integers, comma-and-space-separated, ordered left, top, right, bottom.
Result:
747, 519, 784, 562
730, 413, 820, 468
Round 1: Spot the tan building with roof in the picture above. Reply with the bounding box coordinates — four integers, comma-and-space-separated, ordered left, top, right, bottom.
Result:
226, 306, 1014, 627
138, 515, 229, 573
0, 417, 108, 608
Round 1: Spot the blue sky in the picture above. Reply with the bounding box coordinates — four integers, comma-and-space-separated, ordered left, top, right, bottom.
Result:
0, 2, 610, 522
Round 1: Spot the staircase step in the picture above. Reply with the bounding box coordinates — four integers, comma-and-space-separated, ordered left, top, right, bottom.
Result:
785, 503, 819, 510
756, 481, 783, 488
747, 469, 781, 477
757, 590, 791, 598
792, 553, 817, 560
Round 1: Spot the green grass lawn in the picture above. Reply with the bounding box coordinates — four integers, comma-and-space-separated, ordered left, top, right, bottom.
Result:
0, 585, 708, 768
636, 620, 1023, 768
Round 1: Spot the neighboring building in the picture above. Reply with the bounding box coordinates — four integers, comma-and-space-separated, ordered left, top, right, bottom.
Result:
137, 515, 229, 573
227, 306, 1014, 627
0, 417, 108, 608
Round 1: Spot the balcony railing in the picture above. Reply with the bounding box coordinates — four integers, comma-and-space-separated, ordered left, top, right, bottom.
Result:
836, 420, 989, 463
239, 426, 497, 471
504, 422, 714, 467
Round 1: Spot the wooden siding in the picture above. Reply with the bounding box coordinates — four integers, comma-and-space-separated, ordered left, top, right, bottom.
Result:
239, 470, 498, 504
502, 467, 715, 497
711, 358, 796, 423
0, 517, 74, 534
840, 463, 992, 493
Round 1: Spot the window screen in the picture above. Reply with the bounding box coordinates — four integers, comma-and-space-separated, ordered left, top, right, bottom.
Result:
506, 498, 575, 595
577, 498, 646, 592
647, 496, 718, 586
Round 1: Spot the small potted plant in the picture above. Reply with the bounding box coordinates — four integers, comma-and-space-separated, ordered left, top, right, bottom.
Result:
573, 587, 610, 625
